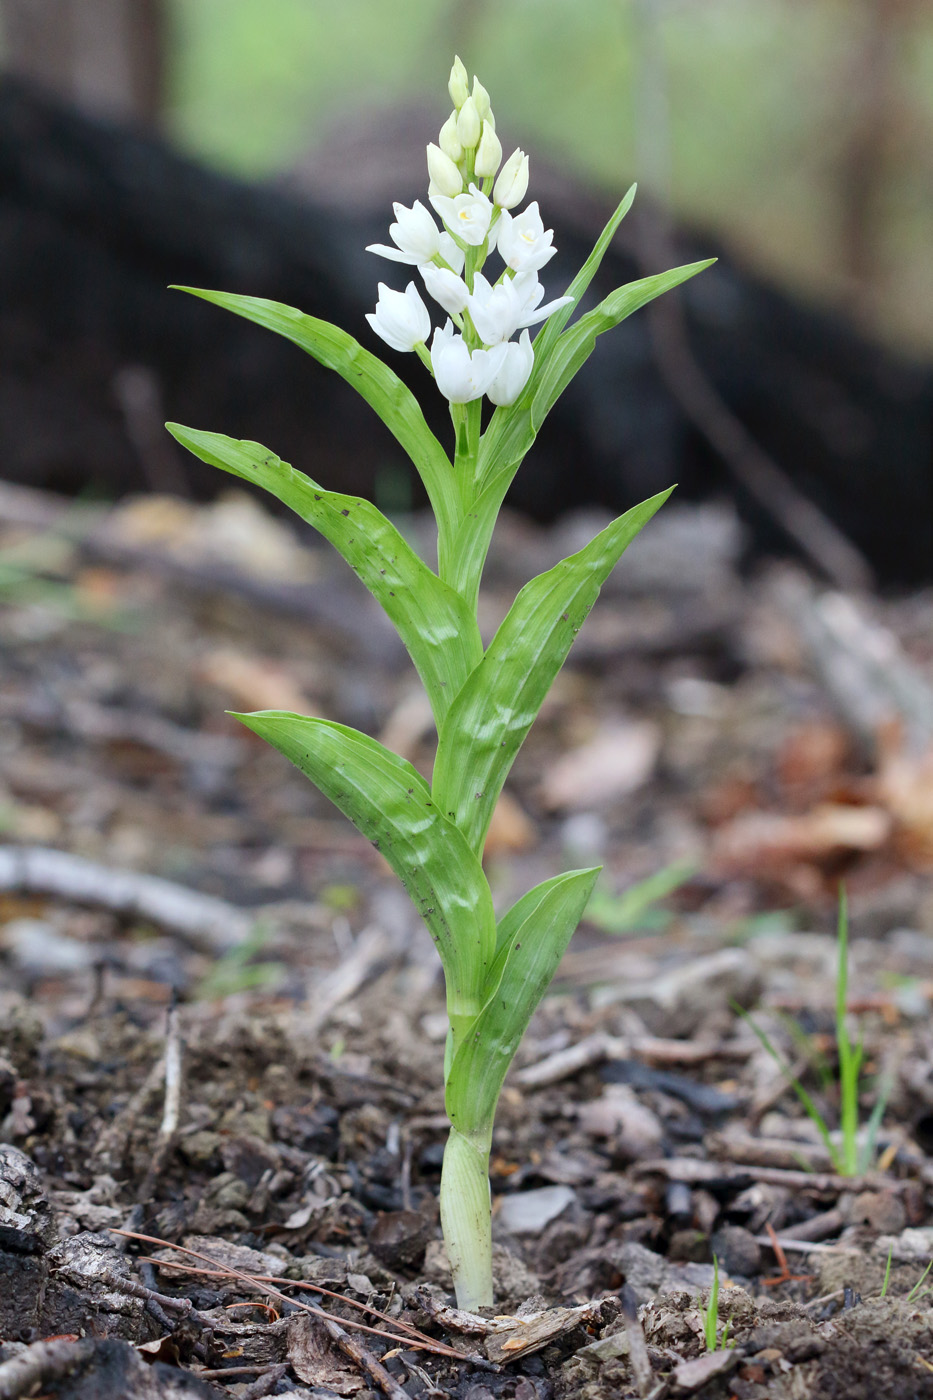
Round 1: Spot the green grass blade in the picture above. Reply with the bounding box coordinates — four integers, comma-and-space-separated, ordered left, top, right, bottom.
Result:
166, 426, 481, 727
432, 490, 672, 854
232, 710, 496, 1032
858, 1072, 892, 1175
880, 1246, 893, 1298
907, 1260, 933, 1302
834, 885, 861, 1175
736, 1005, 841, 1171
445, 866, 600, 1139
170, 288, 460, 551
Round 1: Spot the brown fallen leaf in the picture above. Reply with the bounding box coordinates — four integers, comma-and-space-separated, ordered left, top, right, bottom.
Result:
287, 1313, 365, 1394
197, 647, 320, 716
712, 802, 892, 876
539, 720, 661, 811
483, 790, 537, 856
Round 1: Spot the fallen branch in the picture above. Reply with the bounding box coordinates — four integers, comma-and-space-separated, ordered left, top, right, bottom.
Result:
515, 1031, 746, 1089
0, 844, 253, 951
635, 1155, 911, 1194
0, 1339, 97, 1400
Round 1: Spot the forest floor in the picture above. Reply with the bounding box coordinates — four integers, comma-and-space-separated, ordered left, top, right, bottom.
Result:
1, 484, 933, 1399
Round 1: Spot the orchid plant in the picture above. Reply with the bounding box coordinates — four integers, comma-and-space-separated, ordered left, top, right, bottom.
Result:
167, 57, 711, 1310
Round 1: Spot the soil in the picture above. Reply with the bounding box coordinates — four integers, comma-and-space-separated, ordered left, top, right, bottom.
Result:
1, 486, 933, 1399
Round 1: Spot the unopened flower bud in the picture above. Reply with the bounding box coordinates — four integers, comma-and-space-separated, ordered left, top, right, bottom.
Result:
427, 142, 464, 198
471, 77, 491, 121
474, 121, 502, 178
438, 110, 463, 162
493, 148, 529, 209
448, 56, 469, 110
456, 95, 481, 151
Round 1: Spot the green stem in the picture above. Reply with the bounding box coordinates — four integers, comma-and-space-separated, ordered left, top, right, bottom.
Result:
439, 1125, 493, 1309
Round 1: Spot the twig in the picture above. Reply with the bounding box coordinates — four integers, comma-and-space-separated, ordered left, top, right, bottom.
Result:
620, 1284, 655, 1399
151, 1258, 467, 1358
212, 1363, 290, 1397
115, 1232, 491, 1368
139, 998, 184, 1199
515, 1031, 745, 1089
706, 1131, 836, 1173
0, 844, 252, 952
94, 1053, 168, 1174
761, 1222, 815, 1287
635, 1156, 911, 1194
118, 1234, 415, 1400
97, 1268, 216, 1332
0, 1339, 97, 1400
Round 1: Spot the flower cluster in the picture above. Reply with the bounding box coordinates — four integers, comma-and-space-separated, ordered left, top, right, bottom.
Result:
365, 57, 572, 407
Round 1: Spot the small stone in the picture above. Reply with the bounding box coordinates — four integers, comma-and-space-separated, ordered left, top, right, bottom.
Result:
578, 1085, 664, 1159
496, 1185, 576, 1236
849, 1190, 907, 1234
369, 1209, 435, 1269
711, 1223, 762, 1278
177, 1130, 222, 1166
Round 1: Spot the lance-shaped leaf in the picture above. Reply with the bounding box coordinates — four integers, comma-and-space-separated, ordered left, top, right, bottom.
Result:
433, 489, 672, 853
172, 288, 460, 554
167, 427, 482, 728
474, 260, 714, 494
445, 866, 600, 1139
234, 711, 496, 1025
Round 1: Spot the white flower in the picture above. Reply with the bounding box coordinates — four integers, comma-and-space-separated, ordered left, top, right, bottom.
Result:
495, 202, 556, 272
438, 233, 466, 274
448, 55, 469, 110
427, 143, 463, 198
486, 330, 534, 406
456, 95, 481, 150
471, 77, 491, 121
511, 270, 574, 329
493, 149, 529, 209
430, 320, 509, 403
430, 183, 493, 247
438, 110, 462, 162
420, 262, 470, 316
366, 200, 441, 265
474, 122, 502, 179
467, 271, 573, 345
467, 271, 525, 345
366, 282, 431, 352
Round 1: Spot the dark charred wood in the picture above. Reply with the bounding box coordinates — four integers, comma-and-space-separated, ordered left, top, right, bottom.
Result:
1, 77, 930, 582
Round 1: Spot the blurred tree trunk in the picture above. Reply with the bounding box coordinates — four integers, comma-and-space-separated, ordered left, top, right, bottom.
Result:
836, 0, 916, 321
0, 0, 166, 126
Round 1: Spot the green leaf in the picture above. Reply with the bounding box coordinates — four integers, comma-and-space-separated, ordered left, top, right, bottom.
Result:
171, 287, 460, 554
166, 426, 481, 727
233, 711, 496, 1031
433, 489, 672, 853
445, 866, 600, 1138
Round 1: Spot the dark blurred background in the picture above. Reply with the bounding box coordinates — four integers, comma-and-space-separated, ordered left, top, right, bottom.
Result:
1, 0, 931, 582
